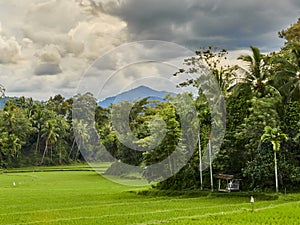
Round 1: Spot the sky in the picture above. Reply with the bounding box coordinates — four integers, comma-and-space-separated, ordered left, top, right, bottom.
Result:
0, 0, 299, 100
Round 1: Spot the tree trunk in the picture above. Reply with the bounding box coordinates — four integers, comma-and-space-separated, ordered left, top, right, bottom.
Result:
59, 142, 62, 165
35, 132, 40, 153
209, 139, 213, 192
75, 144, 81, 161
274, 151, 279, 193
198, 130, 203, 190
40, 142, 48, 165
168, 153, 173, 177
68, 139, 76, 159
50, 145, 53, 162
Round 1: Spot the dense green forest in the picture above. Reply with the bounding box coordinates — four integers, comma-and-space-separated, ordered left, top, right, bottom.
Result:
0, 19, 300, 192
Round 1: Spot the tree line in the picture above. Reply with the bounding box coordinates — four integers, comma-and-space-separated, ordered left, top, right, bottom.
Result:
0, 19, 299, 192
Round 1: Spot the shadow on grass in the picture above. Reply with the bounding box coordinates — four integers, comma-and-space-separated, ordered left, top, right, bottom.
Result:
136, 189, 280, 200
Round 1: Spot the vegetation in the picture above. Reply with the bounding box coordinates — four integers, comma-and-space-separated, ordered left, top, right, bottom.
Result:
1, 168, 300, 224
0, 18, 300, 194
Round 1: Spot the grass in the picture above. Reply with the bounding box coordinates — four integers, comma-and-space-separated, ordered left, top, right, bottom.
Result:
0, 165, 300, 224
2, 162, 112, 173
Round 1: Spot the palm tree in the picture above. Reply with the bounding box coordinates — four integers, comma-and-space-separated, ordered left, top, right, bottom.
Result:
32, 107, 44, 154
2, 107, 16, 135
272, 42, 300, 102
40, 120, 60, 164
32, 108, 56, 156
233, 46, 272, 96
0, 84, 5, 98
71, 119, 90, 160
55, 116, 69, 164
1, 101, 32, 139
8, 134, 22, 158
261, 126, 288, 193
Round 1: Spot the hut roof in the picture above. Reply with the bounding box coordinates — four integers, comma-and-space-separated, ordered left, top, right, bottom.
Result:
216, 174, 234, 180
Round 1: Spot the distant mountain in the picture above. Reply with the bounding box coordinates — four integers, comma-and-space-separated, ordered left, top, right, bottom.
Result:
0, 97, 9, 109
98, 86, 174, 108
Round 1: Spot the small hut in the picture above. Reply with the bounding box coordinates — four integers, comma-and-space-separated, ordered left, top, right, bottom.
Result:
216, 174, 241, 192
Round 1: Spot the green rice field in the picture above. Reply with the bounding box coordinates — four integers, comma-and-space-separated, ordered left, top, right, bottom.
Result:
0, 165, 300, 225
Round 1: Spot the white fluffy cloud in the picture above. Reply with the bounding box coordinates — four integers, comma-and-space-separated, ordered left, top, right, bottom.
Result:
36, 45, 62, 64
69, 15, 128, 59
0, 36, 21, 64
0, 21, 22, 64
0, 0, 129, 100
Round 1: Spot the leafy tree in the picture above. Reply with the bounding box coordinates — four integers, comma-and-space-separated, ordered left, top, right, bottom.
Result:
175, 46, 236, 95
236, 93, 281, 188
142, 101, 182, 180
213, 92, 251, 177
279, 18, 300, 42
110, 100, 146, 166
0, 131, 9, 167
0, 100, 32, 167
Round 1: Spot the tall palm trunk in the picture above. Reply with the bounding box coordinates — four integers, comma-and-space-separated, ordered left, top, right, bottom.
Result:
68, 138, 76, 159
50, 145, 53, 162
274, 151, 279, 193
35, 132, 40, 153
74, 142, 81, 160
40, 141, 48, 165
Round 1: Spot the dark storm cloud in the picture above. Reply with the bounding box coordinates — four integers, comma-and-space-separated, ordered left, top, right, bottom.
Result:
93, 40, 192, 72
34, 63, 62, 76
111, 0, 300, 51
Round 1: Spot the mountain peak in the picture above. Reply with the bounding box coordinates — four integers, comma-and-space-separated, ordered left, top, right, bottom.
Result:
98, 86, 173, 108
